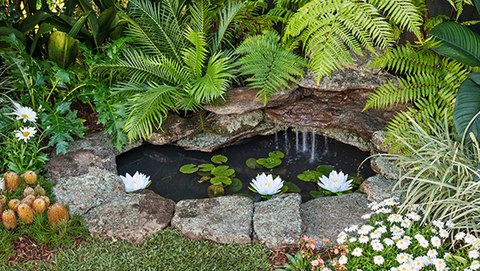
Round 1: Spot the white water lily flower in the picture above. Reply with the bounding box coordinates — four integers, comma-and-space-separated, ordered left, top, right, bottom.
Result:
250, 173, 283, 196
120, 171, 151, 192
318, 170, 352, 193
13, 102, 37, 123
15, 127, 36, 142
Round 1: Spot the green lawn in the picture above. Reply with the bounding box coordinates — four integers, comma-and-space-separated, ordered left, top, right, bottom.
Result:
0, 228, 273, 271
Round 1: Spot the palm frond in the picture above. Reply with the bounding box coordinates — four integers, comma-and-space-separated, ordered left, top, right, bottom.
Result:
183, 27, 208, 78
212, 0, 245, 53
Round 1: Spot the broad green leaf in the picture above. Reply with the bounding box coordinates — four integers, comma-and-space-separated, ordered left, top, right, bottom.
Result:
316, 165, 334, 175
297, 170, 320, 182
245, 158, 260, 169
208, 184, 224, 197
211, 154, 228, 164
257, 157, 282, 169
211, 176, 231, 185
268, 151, 285, 159
454, 72, 480, 138
430, 22, 480, 67
211, 165, 235, 177
198, 176, 211, 183
310, 190, 324, 198
198, 163, 215, 172
179, 164, 199, 174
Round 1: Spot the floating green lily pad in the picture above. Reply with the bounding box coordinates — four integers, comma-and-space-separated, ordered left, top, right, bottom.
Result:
208, 184, 225, 197
310, 190, 324, 198
230, 178, 243, 192
179, 164, 199, 174
211, 154, 228, 164
211, 165, 235, 177
245, 158, 260, 169
198, 163, 215, 172
284, 181, 301, 193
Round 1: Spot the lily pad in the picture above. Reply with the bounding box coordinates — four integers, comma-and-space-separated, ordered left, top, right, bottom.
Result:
211, 176, 232, 185
297, 170, 321, 182
284, 181, 301, 193
268, 151, 285, 159
211, 154, 228, 164
309, 190, 324, 198
179, 164, 199, 174
198, 163, 215, 172
257, 157, 282, 169
211, 165, 235, 177
230, 178, 243, 192
198, 176, 211, 183
316, 165, 334, 175
245, 158, 261, 169
208, 184, 224, 197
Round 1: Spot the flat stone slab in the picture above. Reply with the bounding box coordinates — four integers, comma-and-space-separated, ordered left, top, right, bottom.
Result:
207, 110, 264, 136
371, 156, 402, 180
85, 190, 175, 244
171, 196, 253, 244
253, 194, 302, 249
54, 168, 125, 215
301, 193, 369, 247
48, 132, 116, 182
360, 175, 397, 202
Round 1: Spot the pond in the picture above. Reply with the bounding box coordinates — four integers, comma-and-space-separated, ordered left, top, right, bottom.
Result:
116, 129, 375, 202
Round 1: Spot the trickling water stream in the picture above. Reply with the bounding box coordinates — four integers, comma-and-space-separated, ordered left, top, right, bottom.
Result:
116, 129, 374, 202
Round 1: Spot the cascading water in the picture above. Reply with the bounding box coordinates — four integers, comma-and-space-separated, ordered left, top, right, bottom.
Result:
284, 127, 289, 156
295, 128, 299, 152
302, 129, 307, 152
310, 131, 316, 162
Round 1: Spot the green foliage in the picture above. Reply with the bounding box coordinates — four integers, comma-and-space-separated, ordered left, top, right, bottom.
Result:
179, 154, 240, 197
364, 43, 471, 150
284, 0, 424, 81
1, 228, 272, 270
297, 165, 334, 182
100, 0, 246, 141
454, 73, 480, 139
387, 116, 480, 232
235, 31, 306, 104
255, 151, 285, 169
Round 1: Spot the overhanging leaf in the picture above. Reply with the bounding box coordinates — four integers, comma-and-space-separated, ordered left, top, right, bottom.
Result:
453, 72, 480, 138
430, 22, 480, 67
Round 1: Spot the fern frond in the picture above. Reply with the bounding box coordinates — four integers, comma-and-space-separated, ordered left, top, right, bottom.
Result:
236, 31, 306, 104
212, 0, 245, 53
183, 27, 208, 78
285, 0, 423, 81
123, 83, 177, 141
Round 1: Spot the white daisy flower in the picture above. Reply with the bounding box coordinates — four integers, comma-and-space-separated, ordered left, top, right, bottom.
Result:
470, 250, 479, 259
373, 255, 384, 265
431, 236, 441, 248
352, 247, 363, 257
12, 102, 37, 123
15, 127, 36, 142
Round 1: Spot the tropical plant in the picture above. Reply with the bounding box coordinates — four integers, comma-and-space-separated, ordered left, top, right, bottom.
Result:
99, 0, 247, 141
383, 115, 480, 233
235, 31, 306, 104
283, 0, 424, 82
363, 42, 471, 150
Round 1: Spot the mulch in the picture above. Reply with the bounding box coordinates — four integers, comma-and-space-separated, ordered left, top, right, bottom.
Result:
71, 101, 105, 136
269, 246, 298, 268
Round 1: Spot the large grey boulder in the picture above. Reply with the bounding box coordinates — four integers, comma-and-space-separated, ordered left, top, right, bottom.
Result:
171, 196, 253, 244
301, 193, 369, 247
207, 110, 264, 136
253, 194, 302, 249
371, 156, 402, 180
48, 132, 116, 182
148, 114, 199, 146
370, 130, 391, 153
54, 168, 125, 215
85, 190, 175, 244
360, 175, 398, 202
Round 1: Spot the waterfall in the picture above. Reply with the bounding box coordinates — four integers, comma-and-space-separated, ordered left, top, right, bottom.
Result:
274, 130, 278, 149
284, 127, 289, 156
310, 131, 316, 162
302, 129, 307, 152
322, 136, 328, 156
295, 128, 299, 152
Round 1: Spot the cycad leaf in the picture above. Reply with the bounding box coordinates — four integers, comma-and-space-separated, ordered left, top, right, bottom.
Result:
430, 21, 480, 67
453, 72, 480, 138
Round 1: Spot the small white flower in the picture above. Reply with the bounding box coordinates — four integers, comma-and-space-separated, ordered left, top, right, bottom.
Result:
406, 212, 421, 221
358, 225, 374, 235
349, 237, 357, 242
396, 253, 412, 264
470, 250, 479, 259
471, 260, 480, 270
318, 170, 352, 193
433, 259, 447, 271
15, 127, 36, 142
359, 235, 369, 243
465, 234, 478, 244
432, 220, 444, 229
383, 238, 394, 246
346, 225, 359, 232
12, 102, 37, 123
371, 240, 384, 251
396, 238, 411, 250
361, 213, 371, 220
250, 173, 283, 196
455, 232, 466, 240
445, 220, 455, 228
419, 240, 429, 248
337, 232, 348, 244
400, 218, 412, 229
352, 247, 363, 257
427, 249, 438, 258
338, 255, 348, 265
370, 230, 382, 239
373, 255, 384, 265
430, 236, 441, 248
375, 207, 392, 214
120, 171, 151, 192
439, 229, 449, 239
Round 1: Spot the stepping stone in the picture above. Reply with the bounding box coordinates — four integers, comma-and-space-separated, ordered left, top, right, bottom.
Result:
253, 194, 302, 249
360, 174, 398, 202
171, 196, 253, 244
85, 190, 175, 244
54, 167, 125, 215
301, 193, 370, 247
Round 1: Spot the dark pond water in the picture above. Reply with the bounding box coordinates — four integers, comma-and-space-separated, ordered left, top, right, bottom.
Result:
116, 130, 375, 202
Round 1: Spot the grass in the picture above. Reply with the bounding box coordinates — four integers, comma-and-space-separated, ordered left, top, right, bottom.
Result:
0, 228, 273, 271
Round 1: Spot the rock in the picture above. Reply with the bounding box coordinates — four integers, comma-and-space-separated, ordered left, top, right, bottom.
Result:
370, 130, 391, 153
320, 128, 370, 152
175, 133, 230, 152
207, 110, 264, 136
85, 190, 175, 244
48, 132, 116, 182
370, 156, 401, 180
266, 93, 397, 141
360, 175, 398, 202
205, 86, 302, 115
148, 114, 199, 145
253, 194, 302, 249
54, 168, 125, 215
171, 196, 253, 244
301, 193, 370, 247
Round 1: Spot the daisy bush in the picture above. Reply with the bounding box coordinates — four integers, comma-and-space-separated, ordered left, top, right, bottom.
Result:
280, 198, 480, 271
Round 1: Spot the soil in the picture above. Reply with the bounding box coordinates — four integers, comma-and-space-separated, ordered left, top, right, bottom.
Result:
269, 246, 298, 268
71, 101, 105, 136
7, 236, 82, 264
